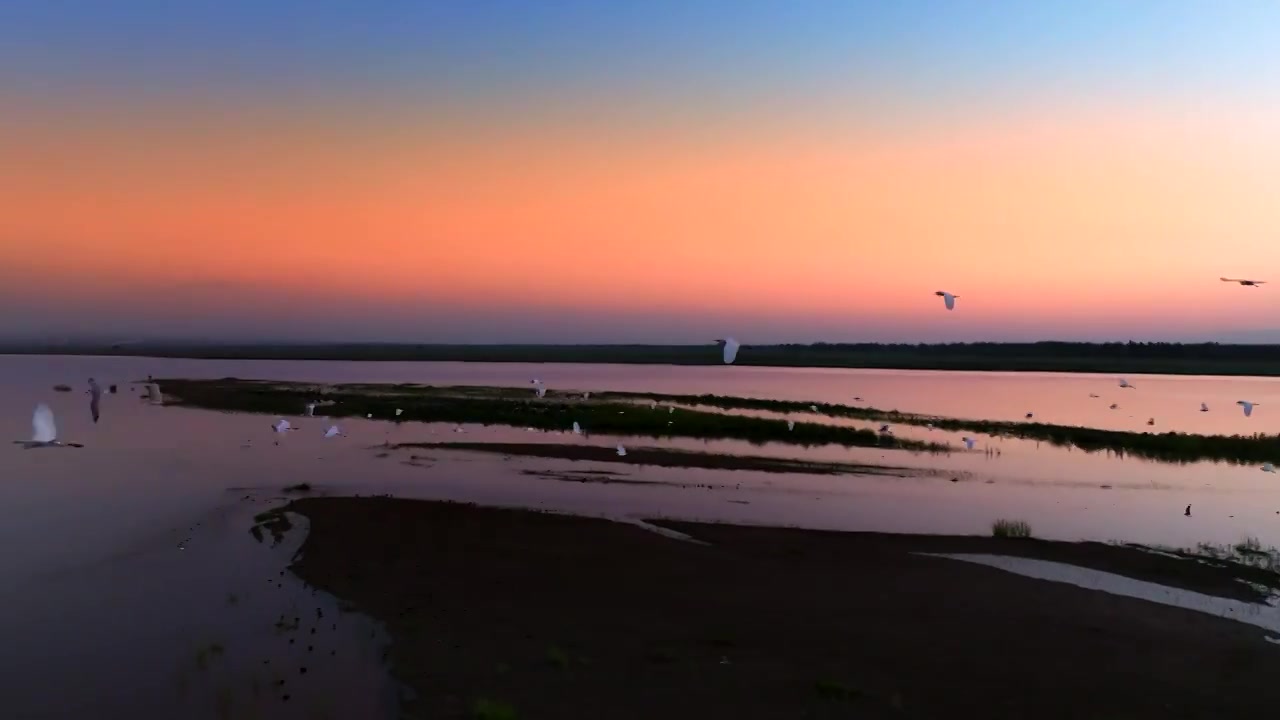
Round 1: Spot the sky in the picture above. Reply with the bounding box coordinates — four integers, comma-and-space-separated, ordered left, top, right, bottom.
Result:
3, 1, 1280, 344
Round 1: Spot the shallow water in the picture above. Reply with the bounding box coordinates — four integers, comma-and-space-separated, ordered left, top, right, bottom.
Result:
4, 354, 1280, 715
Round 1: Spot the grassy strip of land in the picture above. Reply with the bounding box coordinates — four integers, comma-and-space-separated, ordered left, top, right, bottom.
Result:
401, 442, 913, 476
593, 390, 1280, 465
282, 497, 1280, 719
19, 340, 1280, 376
153, 378, 948, 454
158, 378, 1280, 463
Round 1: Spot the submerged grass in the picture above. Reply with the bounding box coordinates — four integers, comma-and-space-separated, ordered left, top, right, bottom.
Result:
154, 378, 1280, 464
154, 378, 948, 454
991, 519, 1033, 539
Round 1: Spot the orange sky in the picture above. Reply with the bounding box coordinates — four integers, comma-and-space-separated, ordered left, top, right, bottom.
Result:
3, 98, 1280, 342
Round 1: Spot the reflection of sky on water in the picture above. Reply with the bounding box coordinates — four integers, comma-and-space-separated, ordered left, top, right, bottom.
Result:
4, 354, 1280, 715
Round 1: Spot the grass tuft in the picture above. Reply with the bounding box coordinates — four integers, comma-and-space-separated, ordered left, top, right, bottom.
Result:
471, 698, 517, 720
992, 519, 1033, 539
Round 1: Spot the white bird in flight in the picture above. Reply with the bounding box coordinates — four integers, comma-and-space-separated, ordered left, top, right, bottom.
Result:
616, 444, 627, 457
935, 291, 959, 311
324, 425, 342, 438
718, 337, 740, 364
535, 386, 547, 398
1118, 378, 1135, 389
1263, 462, 1276, 473
1200, 402, 1209, 413
273, 419, 294, 433
1221, 277, 1266, 287
962, 437, 976, 450
1237, 400, 1259, 417
14, 404, 80, 448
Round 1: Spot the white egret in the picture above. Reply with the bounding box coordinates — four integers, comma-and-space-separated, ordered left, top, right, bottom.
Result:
535, 386, 547, 398
1237, 401, 1259, 418
962, 437, 976, 450
273, 419, 294, 433
810, 405, 819, 412
305, 402, 317, 417
572, 422, 582, 435
366, 413, 373, 418
14, 404, 80, 448
668, 406, 674, 414
787, 420, 795, 431
935, 291, 959, 311
1263, 463, 1276, 473
649, 400, 658, 410
616, 444, 627, 457
1221, 277, 1266, 287
147, 383, 163, 404
582, 392, 591, 400
1200, 402, 1209, 412
717, 337, 740, 364
1118, 378, 1135, 389
324, 426, 342, 438
395, 408, 403, 417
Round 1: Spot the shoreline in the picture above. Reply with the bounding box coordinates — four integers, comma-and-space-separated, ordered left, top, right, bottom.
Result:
284, 497, 1280, 719
11, 342, 1280, 377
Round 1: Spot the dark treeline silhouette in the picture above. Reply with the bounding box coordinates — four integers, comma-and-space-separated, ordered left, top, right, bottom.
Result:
7, 340, 1280, 376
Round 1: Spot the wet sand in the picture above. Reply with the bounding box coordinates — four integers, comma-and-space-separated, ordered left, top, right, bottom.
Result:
286, 497, 1280, 719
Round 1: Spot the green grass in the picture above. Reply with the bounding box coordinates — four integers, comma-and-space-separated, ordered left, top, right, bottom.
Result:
814, 679, 862, 701
992, 519, 1033, 539
154, 378, 948, 454
155, 377, 1280, 464
471, 698, 517, 720
545, 645, 570, 670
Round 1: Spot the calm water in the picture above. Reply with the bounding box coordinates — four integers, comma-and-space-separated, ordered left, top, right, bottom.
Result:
4, 354, 1280, 716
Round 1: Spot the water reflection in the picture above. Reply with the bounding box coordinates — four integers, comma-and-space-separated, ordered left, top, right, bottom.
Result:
6, 354, 1280, 715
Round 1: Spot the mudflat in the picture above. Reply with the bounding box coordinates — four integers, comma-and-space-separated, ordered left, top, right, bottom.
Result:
285, 497, 1280, 719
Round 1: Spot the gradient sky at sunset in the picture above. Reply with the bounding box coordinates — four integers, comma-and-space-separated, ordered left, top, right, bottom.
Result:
4, 1, 1280, 343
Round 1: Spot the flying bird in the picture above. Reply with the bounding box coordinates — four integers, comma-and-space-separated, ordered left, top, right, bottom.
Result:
1200, 402, 1209, 412
535, 386, 547, 398
14, 404, 80, 448
962, 437, 976, 450
935, 291, 959, 310
324, 426, 342, 438
1118, 378, 1135, 389
1221, 277, 1266, 287
1237, 400, 1259, 418
717, 337, 740, 364
273, 419, 294, 434
1024, 412, 1034, 420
